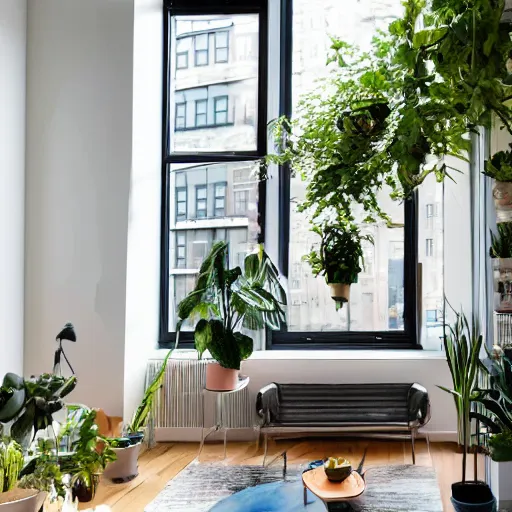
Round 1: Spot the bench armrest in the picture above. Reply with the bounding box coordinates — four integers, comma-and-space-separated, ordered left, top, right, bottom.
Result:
407, 383, 431, 427
256, 383, 279, 425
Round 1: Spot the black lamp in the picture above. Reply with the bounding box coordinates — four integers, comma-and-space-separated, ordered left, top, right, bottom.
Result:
53, 323, 77, 376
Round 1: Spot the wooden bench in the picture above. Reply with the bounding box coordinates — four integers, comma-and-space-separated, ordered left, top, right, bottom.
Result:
256, 382, 430, 464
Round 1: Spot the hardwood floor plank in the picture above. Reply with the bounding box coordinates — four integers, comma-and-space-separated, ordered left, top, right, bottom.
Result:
83, 439, 466, 512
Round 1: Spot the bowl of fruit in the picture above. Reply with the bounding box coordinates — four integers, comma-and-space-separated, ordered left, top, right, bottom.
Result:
323, 457, 352, 482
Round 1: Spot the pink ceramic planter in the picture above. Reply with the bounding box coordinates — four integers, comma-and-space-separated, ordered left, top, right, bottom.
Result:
206, 362, 239, 391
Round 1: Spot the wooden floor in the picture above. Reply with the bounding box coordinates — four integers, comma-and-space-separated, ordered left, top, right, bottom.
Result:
83, 439, 483, 512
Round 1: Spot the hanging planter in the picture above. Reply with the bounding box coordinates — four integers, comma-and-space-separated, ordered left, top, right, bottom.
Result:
304, 222, 373, 309
484, 149, 512, 223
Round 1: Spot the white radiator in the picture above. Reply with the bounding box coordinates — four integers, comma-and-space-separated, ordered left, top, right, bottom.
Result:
146, 358, 256, 430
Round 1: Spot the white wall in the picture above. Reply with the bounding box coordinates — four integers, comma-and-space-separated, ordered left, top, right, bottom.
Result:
123, 0, 163, 424
0, 0, 27, 378
25, 0, 135, 416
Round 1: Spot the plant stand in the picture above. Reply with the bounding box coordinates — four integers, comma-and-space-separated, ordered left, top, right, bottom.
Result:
490, 460, 512, 511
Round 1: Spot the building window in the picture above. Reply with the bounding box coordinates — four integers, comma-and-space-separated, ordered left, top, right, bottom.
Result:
195, 185, 207, 218
215, 31, 229, 63
176, 232, 186, 268
175, 187, 187, 221
194, 33, 209, 66
214, 96, 228, 125
426, 309, 438, 323
234, 190, 249, 215
214, 182, 226, 217
175, 102, 186, 130
426, 204, 434, 218
426, 238, 434, 257
194, 99, 207, 127
176, 38, 189, 69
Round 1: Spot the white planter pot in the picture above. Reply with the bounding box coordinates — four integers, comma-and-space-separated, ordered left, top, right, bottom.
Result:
103, 443, 141, 482
0, 490, 46, 512
493, 181, 512, 223
490, 459, 512, 510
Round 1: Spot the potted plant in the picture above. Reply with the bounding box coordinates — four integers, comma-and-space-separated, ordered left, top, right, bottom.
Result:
438, 309, 496, 511
484, 148, 512, 222
177, 242, 286, 391
489, 223, 512, 312
303, 222, 373, 308
0, 372, 77, 450
103, 349, 173, 483
0, 438, 46, 512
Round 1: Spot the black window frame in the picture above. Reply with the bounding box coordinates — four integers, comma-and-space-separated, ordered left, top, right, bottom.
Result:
160, 0, 420, 350
214, 181, 227, 217
160, 0, 269, 348
194, 33, 209, 66
215, 30, 230, 63
195, 184, 208, 218
213, 95, 229, 125
194, 98, 207, 127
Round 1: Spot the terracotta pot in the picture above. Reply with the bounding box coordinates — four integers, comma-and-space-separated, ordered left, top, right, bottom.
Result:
328, 283, 350, 303
206, 362, 239, 391
493, 181, 512, 222
103, 442, 141, 483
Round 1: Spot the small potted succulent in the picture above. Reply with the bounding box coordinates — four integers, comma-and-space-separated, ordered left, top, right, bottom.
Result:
177, 242, 286, 391
303, 222, 373, 308
484, 147, 512, 222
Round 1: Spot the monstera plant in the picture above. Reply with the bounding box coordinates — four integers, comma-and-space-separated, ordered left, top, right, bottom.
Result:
0, 372, 76, 449
177, 242, 286, 390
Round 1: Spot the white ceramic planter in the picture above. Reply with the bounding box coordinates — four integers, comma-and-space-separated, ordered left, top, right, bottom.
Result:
0, 491, 46, 512
490, 459, 512, 510
103, 443, 141, 482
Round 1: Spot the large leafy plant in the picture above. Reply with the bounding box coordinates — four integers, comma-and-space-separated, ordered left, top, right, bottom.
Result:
268, 0, 512, 280
177, 242, 286, 370
484, 149, 512, 182
304, 222, 373, 285
438, 310, 483, 482
0, 373, 77, 449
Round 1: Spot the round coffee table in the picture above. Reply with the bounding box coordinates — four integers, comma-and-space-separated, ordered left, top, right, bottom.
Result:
302, 467, 366, 511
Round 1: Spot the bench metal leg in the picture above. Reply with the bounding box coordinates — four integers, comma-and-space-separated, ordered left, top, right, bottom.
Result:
263, 433, 268, 466
411, 428, 416, 465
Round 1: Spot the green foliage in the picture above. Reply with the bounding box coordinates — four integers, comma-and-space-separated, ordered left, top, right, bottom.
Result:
62, 408, 116, 488
128, 349, 173, 434
177, 242, 286, 370
18, 439, 65, 497
0, 439, 24, 492
304, 222, 373, 285
488, 430, 512, 461
267, 0, 512, 280
484, 149, 512, 182
438, 308, 483, 483
490, 223, 512, 258
0, 373, 77, 449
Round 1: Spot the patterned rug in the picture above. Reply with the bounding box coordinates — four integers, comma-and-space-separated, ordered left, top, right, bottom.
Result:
144, 460, 443, 512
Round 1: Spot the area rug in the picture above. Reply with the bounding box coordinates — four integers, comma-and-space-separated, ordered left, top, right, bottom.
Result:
144, 460, 443, 512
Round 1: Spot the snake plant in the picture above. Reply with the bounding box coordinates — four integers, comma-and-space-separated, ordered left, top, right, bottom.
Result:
438, 310, 483, 482
0, 439, 24, 492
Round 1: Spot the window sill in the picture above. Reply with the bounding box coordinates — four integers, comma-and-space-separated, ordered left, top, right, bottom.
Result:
149, 348, 446, 361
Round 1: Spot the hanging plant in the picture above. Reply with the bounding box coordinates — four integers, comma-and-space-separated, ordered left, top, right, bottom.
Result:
267, 0, 512, 292
304, 222, 373, 308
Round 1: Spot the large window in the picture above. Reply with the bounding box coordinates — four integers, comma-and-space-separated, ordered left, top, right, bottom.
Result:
160, 0, 267, 345
160, 0, 444, 350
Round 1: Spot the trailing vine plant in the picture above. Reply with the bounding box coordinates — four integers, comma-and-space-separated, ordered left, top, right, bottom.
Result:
267, 0, 512, 283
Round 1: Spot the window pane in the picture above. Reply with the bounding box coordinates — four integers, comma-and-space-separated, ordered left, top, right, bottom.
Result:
287, 0, 406, 333
168, 162, 260, 331
170, 15, 259, 152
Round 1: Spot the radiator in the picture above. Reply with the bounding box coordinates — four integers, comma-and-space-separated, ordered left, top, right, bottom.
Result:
145, 358, 256, 430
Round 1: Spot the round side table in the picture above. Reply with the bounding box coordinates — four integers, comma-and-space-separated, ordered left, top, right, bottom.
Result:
197, 375, 250, 460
